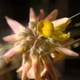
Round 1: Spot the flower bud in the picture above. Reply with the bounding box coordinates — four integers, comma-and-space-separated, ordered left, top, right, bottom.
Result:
3, 34, 23, 42
17, 58, 31, 80
3, 45, 25, 63
27, 54, 40, 80
52, 31, 70, 41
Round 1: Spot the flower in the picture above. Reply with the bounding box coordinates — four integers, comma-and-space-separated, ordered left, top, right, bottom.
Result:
0, 7, 79, 80
37, 18, 71, 41
37, 20, 54, 37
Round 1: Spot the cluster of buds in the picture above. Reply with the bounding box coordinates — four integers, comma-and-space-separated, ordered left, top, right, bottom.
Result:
0, 8, 79, 80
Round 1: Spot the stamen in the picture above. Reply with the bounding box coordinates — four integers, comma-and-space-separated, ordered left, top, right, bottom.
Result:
70, 12, 80, 19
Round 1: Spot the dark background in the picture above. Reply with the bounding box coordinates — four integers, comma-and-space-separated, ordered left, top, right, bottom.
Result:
0, 0, 80, 80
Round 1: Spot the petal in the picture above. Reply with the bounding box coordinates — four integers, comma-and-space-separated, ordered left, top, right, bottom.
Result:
45, 9, 58, 21
52, 31, 70, 41
29, 8, 37, 22
31, 54, 40, 80
27, 57, 45, 79
55, 47, 79, 57
17, 59, 31, 80
22, 61, 31, 80
37, 9, 45, 21
27, 53, 41, 80
52, 17, 71, 31
40, 51, 58, 80
3, 34, 23, 42
27, 66, 35, 79
3, 45, 24, 63
5, 16, 26, 34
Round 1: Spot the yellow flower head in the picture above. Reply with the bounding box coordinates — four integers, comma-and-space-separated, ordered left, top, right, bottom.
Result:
37, 19, 70, 41
37, 20, 54, 37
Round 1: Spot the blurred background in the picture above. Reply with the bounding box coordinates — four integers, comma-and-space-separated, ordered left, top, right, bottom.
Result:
0, 0, 80, 80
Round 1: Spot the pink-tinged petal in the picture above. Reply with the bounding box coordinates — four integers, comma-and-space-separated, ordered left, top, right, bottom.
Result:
27, 54, 40, 80
45, 9, 58, 21
55, 47, 79, 57
27, 56, 45, 79
5, 16, 26, 34
29, 8, 37, 22
17, 59, 31, 80
27, 66, 35, 79
37, 9, 45, 21
3, 45, 25, 63
3, 34, 22, 42
41, 52, 58, 80
31, 54, 40, 80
